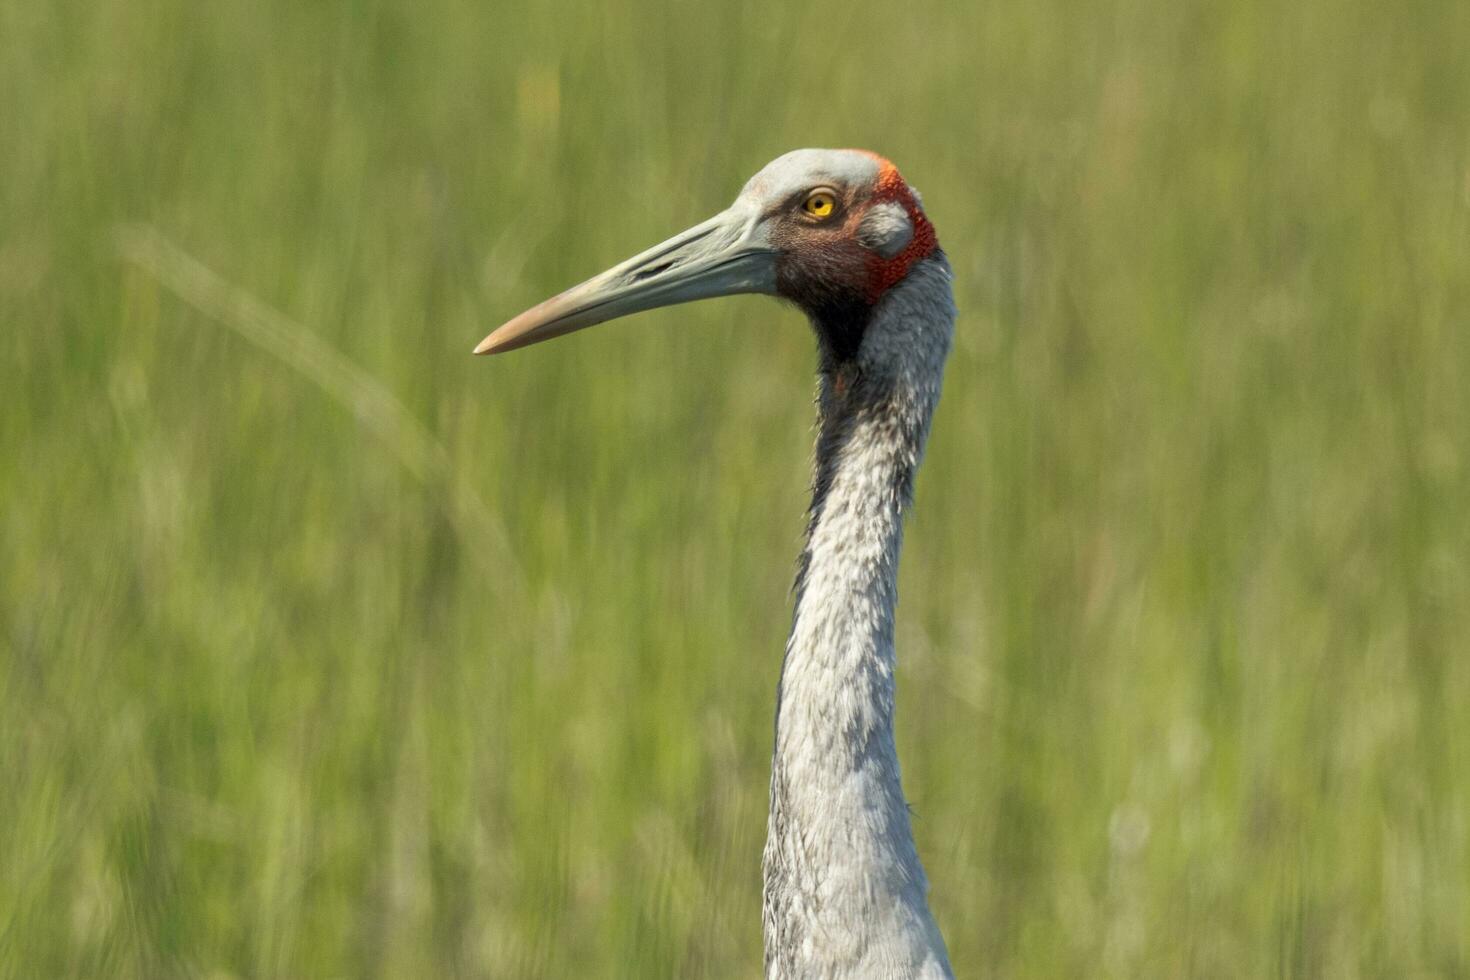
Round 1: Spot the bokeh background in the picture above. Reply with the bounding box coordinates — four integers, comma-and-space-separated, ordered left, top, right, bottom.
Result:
4, 0, 1469, 976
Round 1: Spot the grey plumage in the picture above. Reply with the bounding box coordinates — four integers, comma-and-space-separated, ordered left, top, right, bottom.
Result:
764, 255, 955, 979
476, 149, 957, 978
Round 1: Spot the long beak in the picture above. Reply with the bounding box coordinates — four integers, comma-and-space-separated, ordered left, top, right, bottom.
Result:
474, 207, 776, 355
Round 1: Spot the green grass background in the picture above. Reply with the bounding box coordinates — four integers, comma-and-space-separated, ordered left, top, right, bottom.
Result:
3, 0, 1469, 976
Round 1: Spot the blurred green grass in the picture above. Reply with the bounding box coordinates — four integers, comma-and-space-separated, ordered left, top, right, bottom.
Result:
3, 0, 1469, 976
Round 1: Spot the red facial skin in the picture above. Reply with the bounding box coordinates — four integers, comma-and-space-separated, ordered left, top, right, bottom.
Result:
862, 160, 939, 303
769, 155, 939, 321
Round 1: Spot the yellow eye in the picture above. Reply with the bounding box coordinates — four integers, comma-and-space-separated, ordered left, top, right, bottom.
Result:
802, 189, 837, 218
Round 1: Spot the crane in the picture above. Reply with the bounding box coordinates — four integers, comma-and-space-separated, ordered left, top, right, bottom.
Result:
476, 149, 956, 979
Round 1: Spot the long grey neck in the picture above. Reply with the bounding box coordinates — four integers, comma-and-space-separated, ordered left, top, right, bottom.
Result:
762, 256, 955, 979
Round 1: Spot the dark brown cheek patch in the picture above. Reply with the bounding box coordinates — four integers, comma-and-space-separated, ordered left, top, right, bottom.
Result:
864, 163, 938, 303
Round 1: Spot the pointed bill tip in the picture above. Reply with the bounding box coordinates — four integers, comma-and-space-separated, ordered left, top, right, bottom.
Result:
473, 331, 527, 355
472, 306, 564, 356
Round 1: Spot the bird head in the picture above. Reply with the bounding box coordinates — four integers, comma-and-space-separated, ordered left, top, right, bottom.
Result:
474, 148, 938, 360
